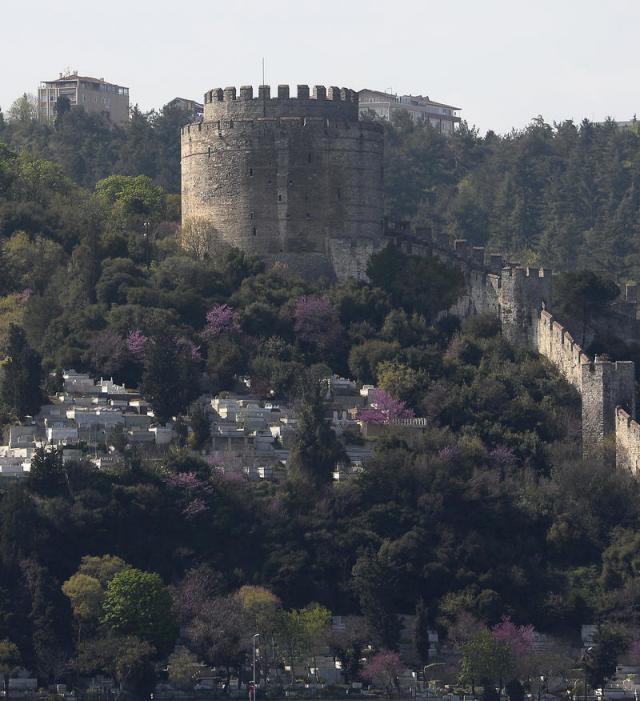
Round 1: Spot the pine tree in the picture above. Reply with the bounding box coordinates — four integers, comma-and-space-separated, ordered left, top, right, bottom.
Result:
1, 324, 42, 419
287, 378, 346, 489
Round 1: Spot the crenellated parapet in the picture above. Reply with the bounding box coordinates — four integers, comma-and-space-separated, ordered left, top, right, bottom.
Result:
181, 80, 383, 281
201, 84, 360, 122
415, 235, 639, 468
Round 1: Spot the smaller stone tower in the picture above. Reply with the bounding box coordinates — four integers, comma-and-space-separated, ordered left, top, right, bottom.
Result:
581, 358, 636, 458
498, 266, 553, 346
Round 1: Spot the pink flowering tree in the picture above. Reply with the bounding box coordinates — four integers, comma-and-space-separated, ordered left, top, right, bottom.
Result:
361, 651, 406, 693
491, 616, 536, 678
491, 616, 535, 658
293, 295, 340, 347
163, 471, 213, 518
202, 304, 239, 339
358, 389, 415, 425
126, 329, 148, 360
177, 336, 202, 361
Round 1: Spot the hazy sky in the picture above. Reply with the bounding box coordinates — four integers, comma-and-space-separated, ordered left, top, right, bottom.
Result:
2, 0, 638, 134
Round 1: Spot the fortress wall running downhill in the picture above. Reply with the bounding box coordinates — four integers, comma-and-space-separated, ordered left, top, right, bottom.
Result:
441, 240, 640, 468
616, 407, 640, 474
534, 308, 637, 459
534, 309, 588, 391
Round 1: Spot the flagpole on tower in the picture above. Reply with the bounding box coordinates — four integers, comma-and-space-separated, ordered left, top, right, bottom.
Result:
262, 58, 266, 117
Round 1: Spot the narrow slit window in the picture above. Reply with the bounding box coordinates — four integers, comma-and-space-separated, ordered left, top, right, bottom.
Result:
252, 226, 257, 236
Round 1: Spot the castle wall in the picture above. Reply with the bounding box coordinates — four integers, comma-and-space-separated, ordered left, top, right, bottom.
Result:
534, 309, 587, 390
616, 407, 640, 474
435, 238, 639, 469
533, 309, 635, 459
181, 85, 385, 280
581, 359, 635, 456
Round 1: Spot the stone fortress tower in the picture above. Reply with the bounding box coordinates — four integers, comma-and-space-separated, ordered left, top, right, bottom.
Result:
181, 84, 385, 279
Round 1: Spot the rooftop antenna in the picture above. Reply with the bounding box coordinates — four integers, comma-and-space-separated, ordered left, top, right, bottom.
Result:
262, 58, 266, 117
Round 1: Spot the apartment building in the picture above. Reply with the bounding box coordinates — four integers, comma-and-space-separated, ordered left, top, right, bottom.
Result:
359, 88, 461, 135
38, 71, 129, 125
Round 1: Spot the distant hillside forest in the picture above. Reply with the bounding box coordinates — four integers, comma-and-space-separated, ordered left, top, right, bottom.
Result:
2, 97, 640, 277
1, 99, 640, 693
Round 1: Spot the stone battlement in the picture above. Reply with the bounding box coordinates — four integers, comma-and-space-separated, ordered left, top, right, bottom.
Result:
501, 265, 552, 279
182, 79, 383, 280
426, 235, 638, 469
204, 84, 358, 103
201, 84, 360, 122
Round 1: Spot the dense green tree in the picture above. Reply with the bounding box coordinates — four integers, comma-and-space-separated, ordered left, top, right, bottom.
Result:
102, 568, 176, 653
287, 379, 346, 489
554, 271, 620, 345
22, 559, 72, 681
141, 334, 199, 424
367, 244, 464, 320
352, 550, 401, 650
584, 625, 628, 688
188, 401, 211, 450
1, 324, 42, 419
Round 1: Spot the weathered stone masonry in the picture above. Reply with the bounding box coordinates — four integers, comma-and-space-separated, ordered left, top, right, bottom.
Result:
179, 79, 640, 468
181, 84, 385, 280
412, 237, 640, 471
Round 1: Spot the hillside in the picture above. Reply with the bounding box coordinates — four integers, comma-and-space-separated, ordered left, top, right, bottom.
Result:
0, 119, 639, 694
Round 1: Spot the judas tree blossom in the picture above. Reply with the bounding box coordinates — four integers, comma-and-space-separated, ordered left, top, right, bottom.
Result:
490, 445, 517, 468
177, 337, 202, 361
491, 616, 535, 657
183, 498, 208, 518
126, 329, 148, 359
437, 445, 460, 463
293, 295, 340, 346
361, 650, 406, 692
358, 389, 415, 425
202, 304, 238, 338
163, 471, 212, 518
163, 471, 211, 492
